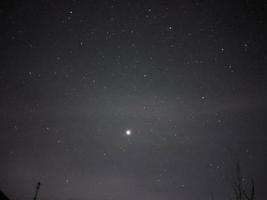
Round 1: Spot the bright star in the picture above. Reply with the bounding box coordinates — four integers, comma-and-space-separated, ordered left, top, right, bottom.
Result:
126, 129, 131, 135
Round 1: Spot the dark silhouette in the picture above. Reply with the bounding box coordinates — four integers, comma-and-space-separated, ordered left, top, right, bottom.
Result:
229, 163, 255, 200
33, 182, 41, 200
0, 190, 10, 200
211, 163, 255, 200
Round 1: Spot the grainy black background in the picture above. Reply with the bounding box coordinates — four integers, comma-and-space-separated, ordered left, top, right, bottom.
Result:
1, 0, 267, 199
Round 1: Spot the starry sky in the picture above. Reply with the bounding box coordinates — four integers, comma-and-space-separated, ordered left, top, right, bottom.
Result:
1, 0, 267, 200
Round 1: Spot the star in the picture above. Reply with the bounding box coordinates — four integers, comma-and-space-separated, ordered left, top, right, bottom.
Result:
126, 129, 131, 136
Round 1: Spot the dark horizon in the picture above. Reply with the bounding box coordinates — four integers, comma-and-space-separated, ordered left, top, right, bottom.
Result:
1, 0, 267, 200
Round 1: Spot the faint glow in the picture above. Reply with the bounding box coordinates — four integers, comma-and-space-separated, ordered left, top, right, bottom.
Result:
126, 129, 131, 135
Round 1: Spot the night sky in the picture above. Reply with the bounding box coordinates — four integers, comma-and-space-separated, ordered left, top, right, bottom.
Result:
1, 0, 267, 199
